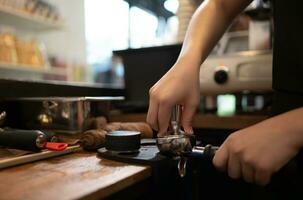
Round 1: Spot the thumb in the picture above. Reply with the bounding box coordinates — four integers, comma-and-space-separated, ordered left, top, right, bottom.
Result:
181, 104, 197, 134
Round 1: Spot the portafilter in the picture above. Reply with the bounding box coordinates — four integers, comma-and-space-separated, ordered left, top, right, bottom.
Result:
156, 105, 218, 177
156, 105, 193, 157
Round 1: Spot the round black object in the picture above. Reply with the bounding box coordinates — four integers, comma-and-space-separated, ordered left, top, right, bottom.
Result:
105, 131, 141, 153
214, 70, 228, 84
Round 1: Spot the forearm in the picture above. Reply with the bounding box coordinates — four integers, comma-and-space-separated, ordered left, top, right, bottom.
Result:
176, 0, 252, 70
251, 107, 303, 150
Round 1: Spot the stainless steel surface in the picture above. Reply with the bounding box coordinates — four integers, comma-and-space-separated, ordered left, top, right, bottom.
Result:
156, 105, 192, 156
35, 131, 47, 148
156, 134, 192, 156
191, 145, 219, 157
155, 105, 221, 179
156, 105, 219, 177
178, 157, 187, 178
171, 105, 182, 135
4, 96, 123, 134
192, 146, 206, 153
16, 96, 124, 101
200, 50, 272, 95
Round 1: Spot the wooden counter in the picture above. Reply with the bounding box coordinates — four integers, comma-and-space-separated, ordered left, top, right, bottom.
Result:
109, 113, 268, 130
0, 151, 151, 200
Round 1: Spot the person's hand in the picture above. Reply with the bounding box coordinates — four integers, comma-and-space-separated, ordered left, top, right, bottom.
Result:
146, 60, 200, 136
213, 115, 302, 186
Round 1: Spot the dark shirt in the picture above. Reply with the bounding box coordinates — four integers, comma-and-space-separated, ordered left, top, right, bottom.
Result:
271, 2, 303, 193
271, 0, 303, 115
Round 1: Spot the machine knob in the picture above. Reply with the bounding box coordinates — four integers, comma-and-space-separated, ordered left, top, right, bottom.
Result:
214, 69, 228, 84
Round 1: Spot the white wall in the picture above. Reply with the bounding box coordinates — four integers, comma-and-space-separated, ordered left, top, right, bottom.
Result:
37, 0, 87, 65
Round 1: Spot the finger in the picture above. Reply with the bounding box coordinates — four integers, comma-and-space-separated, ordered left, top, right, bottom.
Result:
227, 154, 242, 179
213, 144, 229, 172
181, 104, 197, 134
157, 103, 173, 136
255, 168, 271, 186
242, 163, 254, 183
146, 99, 159, 131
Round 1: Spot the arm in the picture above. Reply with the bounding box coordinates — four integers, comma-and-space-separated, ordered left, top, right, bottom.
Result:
213, 107, 303, 185
179, 0, 252, 68
147, 0, 252, 135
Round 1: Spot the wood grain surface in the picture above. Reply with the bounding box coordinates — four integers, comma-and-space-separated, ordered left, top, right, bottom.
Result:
109, 113, 268, 130
0, 151, 151, 200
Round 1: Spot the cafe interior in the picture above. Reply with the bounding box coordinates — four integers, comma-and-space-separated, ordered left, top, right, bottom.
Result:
0, 0, 301, 200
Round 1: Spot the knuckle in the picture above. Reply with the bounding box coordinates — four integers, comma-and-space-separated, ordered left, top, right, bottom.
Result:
226, 135, 243, 155
149, 88, 156, 98
158, 96, 171, 106
231, 147, 242, 155
226, 133, 237, 143
243, 155, 255, 166
256, 162, 271, 173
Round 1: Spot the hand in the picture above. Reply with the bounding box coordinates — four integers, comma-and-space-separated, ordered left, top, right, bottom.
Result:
146, 60, 200, 136
213, 114, 302, 186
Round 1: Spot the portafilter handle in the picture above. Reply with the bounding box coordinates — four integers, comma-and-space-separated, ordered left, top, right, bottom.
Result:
171, 105, 182, 135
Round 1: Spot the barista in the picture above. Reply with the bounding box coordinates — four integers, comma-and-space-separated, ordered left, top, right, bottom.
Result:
147, 0, 303, 186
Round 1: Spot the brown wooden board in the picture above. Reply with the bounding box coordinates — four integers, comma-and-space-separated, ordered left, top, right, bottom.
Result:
0, 145, 81, 169
0, 151, 151, 200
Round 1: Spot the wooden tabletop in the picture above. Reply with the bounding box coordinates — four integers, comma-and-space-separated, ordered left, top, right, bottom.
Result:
109, 113, 268, 130
0, 151, 151, 200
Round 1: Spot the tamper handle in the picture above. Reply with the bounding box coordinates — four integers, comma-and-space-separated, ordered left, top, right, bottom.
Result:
171, 105, 182, 135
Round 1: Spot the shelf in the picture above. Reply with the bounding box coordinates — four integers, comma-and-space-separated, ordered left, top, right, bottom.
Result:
0, 5, 63, 31
0, 62, 67, 76
0, 79, 125, 98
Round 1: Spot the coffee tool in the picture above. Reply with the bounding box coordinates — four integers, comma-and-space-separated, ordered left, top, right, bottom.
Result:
156, 105, 193, 177
105, 130, 141, 153
156, 105, 192, 156
0, 110, 67, 152
0, 129, 68, 152
156, 105, 218, 177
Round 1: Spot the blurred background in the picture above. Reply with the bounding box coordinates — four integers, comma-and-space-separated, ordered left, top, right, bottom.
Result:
0, 0, 273, 115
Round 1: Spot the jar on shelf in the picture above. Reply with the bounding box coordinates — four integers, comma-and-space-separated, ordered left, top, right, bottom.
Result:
0, 29, 18, 64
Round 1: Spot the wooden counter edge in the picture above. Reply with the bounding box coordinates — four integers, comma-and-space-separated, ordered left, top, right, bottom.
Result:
109, 113, 268, 130
0, 151, 152, 200
82, 165, 151, 200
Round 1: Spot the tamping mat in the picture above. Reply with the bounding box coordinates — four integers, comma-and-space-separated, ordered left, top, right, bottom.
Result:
97, 139, 172, 165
